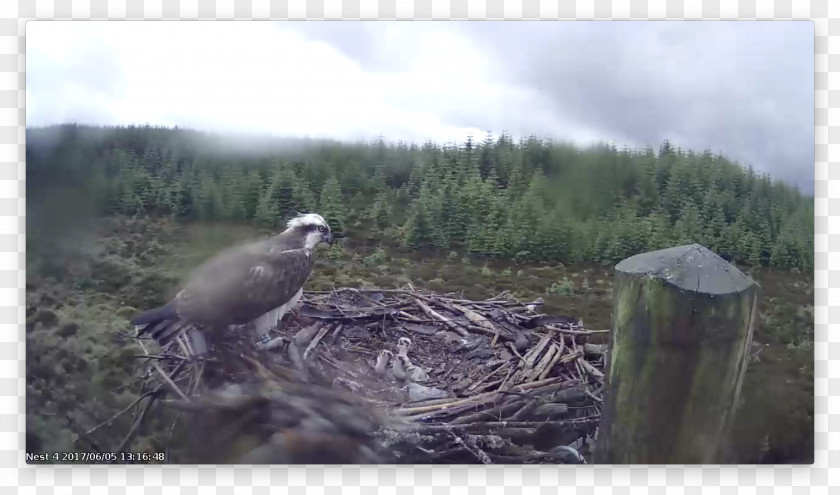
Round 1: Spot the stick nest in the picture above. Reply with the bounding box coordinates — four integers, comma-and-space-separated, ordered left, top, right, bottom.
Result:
111, 286, 609, 464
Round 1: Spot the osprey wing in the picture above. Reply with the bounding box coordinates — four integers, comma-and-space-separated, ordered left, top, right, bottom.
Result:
175, 243, 314, 326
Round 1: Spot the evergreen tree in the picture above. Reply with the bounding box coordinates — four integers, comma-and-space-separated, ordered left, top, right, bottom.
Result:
26, 124, 814, 270
318, 176, 346, 236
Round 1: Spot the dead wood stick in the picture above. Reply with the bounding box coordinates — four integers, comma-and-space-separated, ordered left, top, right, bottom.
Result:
509, 375, 568, 393
303, 324, 334, 359
395, 393, 496, 416
497, 363, 519, 391
114, 393, 157, 453
490, 326, 501, 347
451, 432, 492, 464
84, 388, 159, 436
394, 377, 551, 416
523, 330, 554, 369
64, 413, 102, 453
450, 303, 497, 331
129, 354, 188, 361
506, 343, 527, 363
189, 361, 205, 396
418, 415, 602, 433
508, 400, 540, 421
583, 343, 608, 356
466, 324, 514, 340
583, 387, 604, 403
448, 398, 527, 425
545, 324, 610, 336
397, 311, 426, 323
414, 298, 469, 337
320, 354, 359, 378
467, 362, 512, 392
528, 343, 559, 382
470, 378, 506, 395
578, 357, 605, 381
440, 298, 519, 306
573, 359, 585, 381
178, 334, 196, 358
538, 344, 566, 381
403, 395, 469, 409
487, 290, 510, 301
308, 288, 414, 295
137, 338, 190, 402
556, 350, 584, 365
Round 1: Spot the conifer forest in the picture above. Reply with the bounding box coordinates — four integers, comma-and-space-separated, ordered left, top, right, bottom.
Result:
28, 124, 812, 270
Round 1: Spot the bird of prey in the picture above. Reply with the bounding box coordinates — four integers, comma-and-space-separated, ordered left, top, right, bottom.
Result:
131, 213, 334, 352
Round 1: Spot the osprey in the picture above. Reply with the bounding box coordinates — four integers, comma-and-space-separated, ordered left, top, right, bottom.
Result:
131, 213, 334, 352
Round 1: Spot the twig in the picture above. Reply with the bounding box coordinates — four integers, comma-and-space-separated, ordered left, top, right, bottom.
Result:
114, 393, 157, 454
450, 432, 492, 464
129, 354, 188, 361
417, 415, 602, 433
189, 361, 205, 396
303, 324, 334, 359
414, 297, 469, 337
583, 387, 604, 403
528, 343, 559, 382
64, 413, 102, 453
85, 389, 160, 436
467, 362, 511, 392
545, 324, 610, 336
578, 358, 605, 381
538, 345, 565, 381
137, 338, 191, 402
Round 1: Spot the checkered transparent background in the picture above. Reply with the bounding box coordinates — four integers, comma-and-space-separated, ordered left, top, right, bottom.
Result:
1, 0, 834, 492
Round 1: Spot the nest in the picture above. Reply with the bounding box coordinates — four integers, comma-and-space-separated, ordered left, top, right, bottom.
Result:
113, 286, 609, 464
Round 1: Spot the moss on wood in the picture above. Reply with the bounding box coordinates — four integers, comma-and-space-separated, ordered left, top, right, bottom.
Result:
597, 245, 759, 463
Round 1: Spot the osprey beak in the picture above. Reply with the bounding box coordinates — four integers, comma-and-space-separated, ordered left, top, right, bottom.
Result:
323, 231, 334, 246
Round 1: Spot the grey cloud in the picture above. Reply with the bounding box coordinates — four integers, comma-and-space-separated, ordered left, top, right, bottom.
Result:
454, 21, 814, 192
29, 21, 814, 193
293, 21, 813, 191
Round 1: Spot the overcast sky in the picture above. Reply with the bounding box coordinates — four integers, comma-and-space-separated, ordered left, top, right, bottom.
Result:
27, 21, 813, 192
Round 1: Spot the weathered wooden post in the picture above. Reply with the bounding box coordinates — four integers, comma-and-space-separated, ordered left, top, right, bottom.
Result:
595, 244, 759, 464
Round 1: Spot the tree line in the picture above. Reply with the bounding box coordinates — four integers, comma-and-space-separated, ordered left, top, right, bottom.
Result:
27, 124, 814, 270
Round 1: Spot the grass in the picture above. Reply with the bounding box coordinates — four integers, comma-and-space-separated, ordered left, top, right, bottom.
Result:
24, 216, 814, 463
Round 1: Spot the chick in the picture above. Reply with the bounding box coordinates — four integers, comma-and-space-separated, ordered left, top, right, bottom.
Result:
396, 337, 412, 357
404, 360, 429, 383
393, 354, 429, 383
391, 353, 407, 381
374, 349, 393, 376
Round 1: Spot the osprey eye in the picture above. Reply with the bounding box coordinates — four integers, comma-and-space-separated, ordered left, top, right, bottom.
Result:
318, 226, 326, 232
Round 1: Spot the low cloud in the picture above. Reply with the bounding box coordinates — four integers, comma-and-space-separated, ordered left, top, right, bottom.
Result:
27, 21, 813, 191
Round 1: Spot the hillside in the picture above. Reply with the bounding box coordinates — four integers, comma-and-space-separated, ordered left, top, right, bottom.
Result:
24, 125, 814, 463
27, 124, 813, 270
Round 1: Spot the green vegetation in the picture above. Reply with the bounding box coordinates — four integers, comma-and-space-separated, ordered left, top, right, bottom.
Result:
25, 124, 813, 463
548, 277, 576, 296
28, 124, 813, 270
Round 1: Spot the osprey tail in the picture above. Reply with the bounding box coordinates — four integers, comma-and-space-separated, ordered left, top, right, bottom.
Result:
131, 303, 185, 346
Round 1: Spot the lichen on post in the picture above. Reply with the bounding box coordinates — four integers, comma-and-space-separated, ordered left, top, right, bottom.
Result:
595, 243, 759, 464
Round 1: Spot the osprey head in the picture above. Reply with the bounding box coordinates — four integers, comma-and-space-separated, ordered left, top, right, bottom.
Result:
285, 213, 334, 249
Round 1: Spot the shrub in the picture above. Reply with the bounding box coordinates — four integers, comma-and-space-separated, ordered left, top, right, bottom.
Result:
363, 248, 389, 266
547, 277, 575, 296
326, 243, 346, 261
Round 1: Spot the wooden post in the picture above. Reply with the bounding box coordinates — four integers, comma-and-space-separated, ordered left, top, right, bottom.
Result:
595, 243, 759, 464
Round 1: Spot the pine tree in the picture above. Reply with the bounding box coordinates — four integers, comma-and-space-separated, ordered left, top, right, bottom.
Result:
254, 186, 279, 228
26, 125, 815, 271
319, 176, 346, 236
